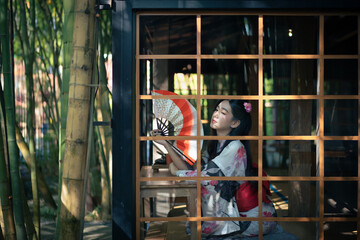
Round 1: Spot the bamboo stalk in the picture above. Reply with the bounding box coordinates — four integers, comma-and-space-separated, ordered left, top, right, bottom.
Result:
58, 0, 96, 238
98, 24, 113, 199
80, 15, 98, 235
0, 226, 3, 240
0, 89, 16, 240
15, 125, 57, 209
20, 180, 37, 240
94, 63, 111, 220
37, 1, 60, 125
95, 125, 111, 219
55, 0, 74, 238
34, 59, 59, 139
1, 0, 28, 238
19, 0, 40, 237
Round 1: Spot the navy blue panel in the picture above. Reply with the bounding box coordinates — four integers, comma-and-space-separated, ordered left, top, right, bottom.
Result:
112, 1, 136, 240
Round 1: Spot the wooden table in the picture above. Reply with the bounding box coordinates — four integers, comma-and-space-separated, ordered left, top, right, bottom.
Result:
140, 166, 197, 239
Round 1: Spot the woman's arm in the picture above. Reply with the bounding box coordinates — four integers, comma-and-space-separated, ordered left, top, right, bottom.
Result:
150, 129, 188, 170
162, 141, 188, 170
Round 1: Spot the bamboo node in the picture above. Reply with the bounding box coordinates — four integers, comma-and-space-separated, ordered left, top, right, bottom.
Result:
69, 83, 99, 87
81, 65, 88, 70
75, 138, 85, 144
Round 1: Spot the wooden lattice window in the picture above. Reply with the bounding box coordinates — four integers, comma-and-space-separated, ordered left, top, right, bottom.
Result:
135, 13, 360, 240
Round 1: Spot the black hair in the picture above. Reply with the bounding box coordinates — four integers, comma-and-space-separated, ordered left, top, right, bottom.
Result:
207, 100, 256, 177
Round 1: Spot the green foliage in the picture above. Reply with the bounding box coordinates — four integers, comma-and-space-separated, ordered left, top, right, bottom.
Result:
10, 1, 113, 233
85, 206, 102, 221
13, 0, 63, 140
36, 129, 59, 177
100, 10, 112, 57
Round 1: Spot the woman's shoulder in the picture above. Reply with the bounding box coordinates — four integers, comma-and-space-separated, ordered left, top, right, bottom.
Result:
212, 140, 247, 175
218, 140, 244, 158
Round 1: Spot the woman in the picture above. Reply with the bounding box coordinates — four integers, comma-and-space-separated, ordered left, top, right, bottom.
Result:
151, 100, 278, 239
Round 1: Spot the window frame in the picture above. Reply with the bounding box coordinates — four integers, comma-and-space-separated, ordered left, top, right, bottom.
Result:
135, 12, 360, 240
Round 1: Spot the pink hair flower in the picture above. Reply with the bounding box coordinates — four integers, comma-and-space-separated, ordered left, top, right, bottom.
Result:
244, 102, 252, 113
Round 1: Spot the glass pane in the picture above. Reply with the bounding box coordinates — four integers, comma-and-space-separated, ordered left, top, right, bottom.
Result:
201, 99, 258, 136
140, 181, 197, 218
324, 222, 358, 240
325, 141, 358, 177
264, 59, 318, 95
140, 221, 195, 239
263, 100, 318, 136
263, 16, 319, 54
201, 15, 258, 54
139, 16, 196, 54
324, 16, 358, 55
324, 181, 357, 218
140, 59, 197, 95
264, 140, 317, 176
279, 222, 317, 240
140, 139, 200, 171
271, 181, 318, 217
139, 99, 203, 168
200, 140, 259, 174
324, 99, 358, 136
201, 59, 258, 95
140, 99, 199, 136
324, 59, 358, 95
200, 221, 283, 238
140, 97, 201, 168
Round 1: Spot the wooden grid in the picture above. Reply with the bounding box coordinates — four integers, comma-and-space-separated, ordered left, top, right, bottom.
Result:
135, 12, 360, 240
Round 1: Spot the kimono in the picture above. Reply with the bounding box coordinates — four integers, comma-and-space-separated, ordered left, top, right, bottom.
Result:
177, 140, 278, 239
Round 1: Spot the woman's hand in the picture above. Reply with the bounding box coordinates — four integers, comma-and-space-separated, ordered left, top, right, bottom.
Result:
150, 129, 168, 146
150, 129, 188, 170
169, 162, 179, 175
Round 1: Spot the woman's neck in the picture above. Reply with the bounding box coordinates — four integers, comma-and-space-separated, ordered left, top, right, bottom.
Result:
215, 129, 231, 137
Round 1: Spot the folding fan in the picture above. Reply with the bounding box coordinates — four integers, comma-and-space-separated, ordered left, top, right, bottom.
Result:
152, 90, 203, 166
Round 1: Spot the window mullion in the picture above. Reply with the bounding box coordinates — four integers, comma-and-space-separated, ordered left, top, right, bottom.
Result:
258, 14, 264, 240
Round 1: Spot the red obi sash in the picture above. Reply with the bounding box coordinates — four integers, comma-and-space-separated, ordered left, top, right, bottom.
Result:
234, 164, 272, 212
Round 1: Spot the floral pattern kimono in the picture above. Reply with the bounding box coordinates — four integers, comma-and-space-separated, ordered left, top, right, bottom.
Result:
177, 140, 278, 239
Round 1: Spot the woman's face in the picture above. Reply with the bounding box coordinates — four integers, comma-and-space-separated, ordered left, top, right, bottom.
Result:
210, 100, 239, 136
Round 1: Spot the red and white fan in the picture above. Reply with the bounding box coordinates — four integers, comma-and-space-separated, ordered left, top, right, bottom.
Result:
152, 90, 203, 166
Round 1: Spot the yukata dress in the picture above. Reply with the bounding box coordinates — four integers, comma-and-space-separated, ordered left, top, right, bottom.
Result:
177, 140, 278, 239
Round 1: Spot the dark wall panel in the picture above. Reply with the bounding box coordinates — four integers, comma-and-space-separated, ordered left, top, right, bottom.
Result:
112, 1, 136, 240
